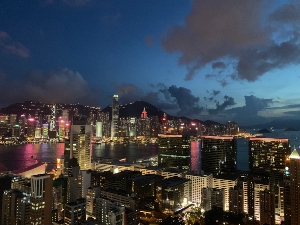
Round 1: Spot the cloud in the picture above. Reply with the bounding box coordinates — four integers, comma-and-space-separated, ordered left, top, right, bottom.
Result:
112, 83, 203, 118
224, 95, 274, 125
212, 62, 226, 69
114, 83, 144, 104
212, 90, 220, 96
208, 95, 236, 115
162, 1, 300, 82
270, 3, 300, 23
168, 85, 203, 116
0, 68, 100, 107
237, 39, 300, 81
0, 31, 29, 58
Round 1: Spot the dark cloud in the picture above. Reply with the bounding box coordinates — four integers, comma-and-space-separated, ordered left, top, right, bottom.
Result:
237, 39, 300, 81
113, 83, 144, 104
224, 95, 274, 125
208, 97, 213, 101
0, 68, 100, 107
162, 1, 300, 83
208, 95, 236, 115
168, 85, 203, 116
212, 62, 226, 69
220, 80, 228, 87
113, 84, 202, 117
162, 0, 266, 81
0, 31, 29, 58
270, 3, 300, 23
205, 74, 216, 79
212, 90, 220, 96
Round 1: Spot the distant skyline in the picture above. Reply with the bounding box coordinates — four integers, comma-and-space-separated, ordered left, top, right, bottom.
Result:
1, 0, 300, 126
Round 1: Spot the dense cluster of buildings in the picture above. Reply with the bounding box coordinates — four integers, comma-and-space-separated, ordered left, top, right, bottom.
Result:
0, 96, 298, 225
0, 97, 239, 144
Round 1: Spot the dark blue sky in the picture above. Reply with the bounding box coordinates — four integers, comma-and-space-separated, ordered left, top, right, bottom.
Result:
1, 0, 300, 125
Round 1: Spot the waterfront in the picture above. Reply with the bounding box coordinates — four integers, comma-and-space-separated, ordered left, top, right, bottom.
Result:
0, 142, 159, 171
0, 129, 299, 172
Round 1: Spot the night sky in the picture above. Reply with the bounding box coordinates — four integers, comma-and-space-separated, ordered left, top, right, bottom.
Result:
1, 0, 300, 125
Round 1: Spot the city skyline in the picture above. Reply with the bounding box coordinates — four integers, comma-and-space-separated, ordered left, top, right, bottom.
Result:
1, 0, 300, 126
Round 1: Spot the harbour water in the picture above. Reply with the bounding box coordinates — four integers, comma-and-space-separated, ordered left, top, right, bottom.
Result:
0, 129, 299, 172
0, 142, 159, 171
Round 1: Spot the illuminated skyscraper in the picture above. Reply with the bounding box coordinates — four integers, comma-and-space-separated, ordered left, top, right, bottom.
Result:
111, 94, 119, 140
50, 104, 56, 131
289, 148, 300, 225
30, 174, 53, 225
96, 121, 102, 138
201, 136, 237, 176
249, 137, 290, 206
70, 125, 92, 170
249, 138, 290, 174
158, 134, 191, 170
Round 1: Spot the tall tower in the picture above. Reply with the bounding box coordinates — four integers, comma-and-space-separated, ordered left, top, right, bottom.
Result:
289, 147, 300, 225
50, 104, 56, 131
70, 125, 93, 170
30, 174, 53, 225
111, 94, 119, 140
158, 134, 191, 170
201, 136, 237, 176
141, 107, 147, 118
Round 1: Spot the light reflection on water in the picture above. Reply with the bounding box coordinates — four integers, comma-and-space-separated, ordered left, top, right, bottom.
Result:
0, 130, 298, 172
0, 142, 158, 171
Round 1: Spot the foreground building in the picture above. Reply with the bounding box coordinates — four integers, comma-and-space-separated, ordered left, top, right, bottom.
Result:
70, 125, 93, 170
158, 134, 191, 170
201, 136, 237, 176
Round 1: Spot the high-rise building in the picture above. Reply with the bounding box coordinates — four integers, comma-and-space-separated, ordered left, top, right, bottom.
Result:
244, 176, 269, 222
249, 137, 291, 219
30, 174, 53, 225
158, 134, 191, 170
229, 186, 243, 215
86, 187, 100, 218
111, 94, 119, 140
64, 198, 86, 225
201, 188, 225, 211
50, 104, 56, 131
1, 189, 31, 225
201, 136, 237, 176
260, 189, 275, 225
95, 121, 102, 138
97, 111, 110, 138
95, 198, 125, 225
70, 125, 92, 170
42, 124, 49, 139
185, 173, 213, 205
288, 148, 300, 225
225, 121, 239, 135
249, 137, 290, 190
26, 118, 35, 139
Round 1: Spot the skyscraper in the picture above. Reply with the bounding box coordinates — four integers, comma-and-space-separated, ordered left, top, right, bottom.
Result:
158, 134, 191, 170
111, 94, 119, 140
201, 136, 237, 176
70, 125, 93, 170
249, 137, 291, 215
249, 138, 290, 176
30, 174, 53, 225
50, 104, 56, 131
289, 147, 300, 225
